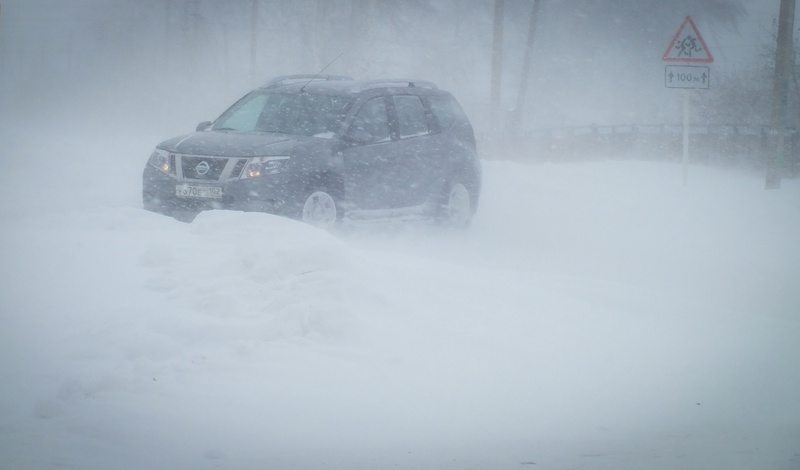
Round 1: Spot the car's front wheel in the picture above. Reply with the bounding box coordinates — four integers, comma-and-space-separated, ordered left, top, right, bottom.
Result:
301, 190, 339, 229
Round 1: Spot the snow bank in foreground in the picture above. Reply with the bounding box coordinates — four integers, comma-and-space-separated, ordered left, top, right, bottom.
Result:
1, 159, 799, 469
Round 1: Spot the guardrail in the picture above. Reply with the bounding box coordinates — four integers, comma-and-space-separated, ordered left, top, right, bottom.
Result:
482, 124, 799, 173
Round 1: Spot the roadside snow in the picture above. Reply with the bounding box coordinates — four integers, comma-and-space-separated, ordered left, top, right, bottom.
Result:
1, 138, 799, 469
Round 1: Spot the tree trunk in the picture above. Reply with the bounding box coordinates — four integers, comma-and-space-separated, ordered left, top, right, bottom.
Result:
766, 0, 796, 189
509, 0, 541, 137
250, 0, 259, 82
490, 0, 504, 136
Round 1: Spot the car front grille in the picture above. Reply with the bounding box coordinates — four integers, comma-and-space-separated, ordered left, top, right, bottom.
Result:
181, 156, 227, 180
176, 155, 248, 181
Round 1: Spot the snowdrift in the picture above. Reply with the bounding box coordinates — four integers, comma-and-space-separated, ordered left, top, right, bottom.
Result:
2, 142, 799, 469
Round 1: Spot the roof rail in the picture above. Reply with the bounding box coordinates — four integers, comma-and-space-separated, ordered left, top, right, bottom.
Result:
262, 74, 353, 88
357, 79, 438, 91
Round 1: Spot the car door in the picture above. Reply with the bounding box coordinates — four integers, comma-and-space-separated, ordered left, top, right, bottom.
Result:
340, 96, 398, 211
388, 94, 443, 207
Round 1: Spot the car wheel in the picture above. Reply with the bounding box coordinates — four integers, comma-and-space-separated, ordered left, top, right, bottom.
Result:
301, 190, 339, 229
437, 182, 472, 228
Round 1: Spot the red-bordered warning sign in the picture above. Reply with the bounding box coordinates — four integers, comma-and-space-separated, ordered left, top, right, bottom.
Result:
663, 16, 714, 63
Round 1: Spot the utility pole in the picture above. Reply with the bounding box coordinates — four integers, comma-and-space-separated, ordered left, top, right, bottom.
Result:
766, 0, 796, 189
490, 0, 504, 139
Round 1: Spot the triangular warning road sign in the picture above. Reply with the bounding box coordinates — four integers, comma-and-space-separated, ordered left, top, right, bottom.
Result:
663, 16, 714, 63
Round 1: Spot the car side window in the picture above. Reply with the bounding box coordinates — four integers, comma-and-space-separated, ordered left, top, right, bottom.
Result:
349, 97, 391, 143
428, 95, 458, 132
393, 95, 429, 139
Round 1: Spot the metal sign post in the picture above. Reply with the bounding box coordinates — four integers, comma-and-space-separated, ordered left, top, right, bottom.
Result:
683, 89, 690, 186
663, 16, 714, 186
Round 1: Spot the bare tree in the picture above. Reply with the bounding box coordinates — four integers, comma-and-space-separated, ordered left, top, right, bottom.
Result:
508, 0, 541, 136
766, 0, 796, 188
490, 0, 504, 130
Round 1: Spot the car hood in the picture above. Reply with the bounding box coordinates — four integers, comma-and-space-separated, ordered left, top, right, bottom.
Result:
158, 131, 322, 157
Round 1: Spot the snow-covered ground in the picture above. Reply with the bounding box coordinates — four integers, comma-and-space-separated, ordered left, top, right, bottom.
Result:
1, 125, 799, 469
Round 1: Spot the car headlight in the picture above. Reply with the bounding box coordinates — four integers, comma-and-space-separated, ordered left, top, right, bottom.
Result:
241, 156, 290, 179
148, 148, 172, 174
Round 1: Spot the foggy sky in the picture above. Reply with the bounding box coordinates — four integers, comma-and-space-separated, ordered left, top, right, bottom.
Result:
0, 0, 793, 135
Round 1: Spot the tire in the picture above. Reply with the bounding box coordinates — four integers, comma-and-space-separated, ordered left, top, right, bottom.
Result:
437, 182, 472, 228
301, 189, 340, 229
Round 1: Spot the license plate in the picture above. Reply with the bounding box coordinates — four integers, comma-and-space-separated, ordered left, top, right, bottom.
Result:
175, 184, 222, 198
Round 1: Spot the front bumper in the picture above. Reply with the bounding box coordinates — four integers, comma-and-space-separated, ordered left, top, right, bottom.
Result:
142, 165, 304, 218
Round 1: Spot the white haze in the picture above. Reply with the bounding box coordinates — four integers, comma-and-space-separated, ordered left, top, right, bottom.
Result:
1, 0, 799, 469
1, 0, 789, 132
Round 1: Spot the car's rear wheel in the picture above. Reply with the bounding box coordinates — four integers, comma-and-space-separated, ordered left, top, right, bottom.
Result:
437, 182, 472, 228
301, 190, 339, 229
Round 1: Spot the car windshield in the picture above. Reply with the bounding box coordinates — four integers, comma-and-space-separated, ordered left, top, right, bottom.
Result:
213, 91, 350, 137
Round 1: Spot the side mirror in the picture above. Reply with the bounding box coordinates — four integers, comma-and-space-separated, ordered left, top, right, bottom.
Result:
196, 121, 212, 132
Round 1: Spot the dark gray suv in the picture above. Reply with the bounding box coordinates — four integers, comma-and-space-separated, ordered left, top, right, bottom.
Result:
143, 75, 481, 228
